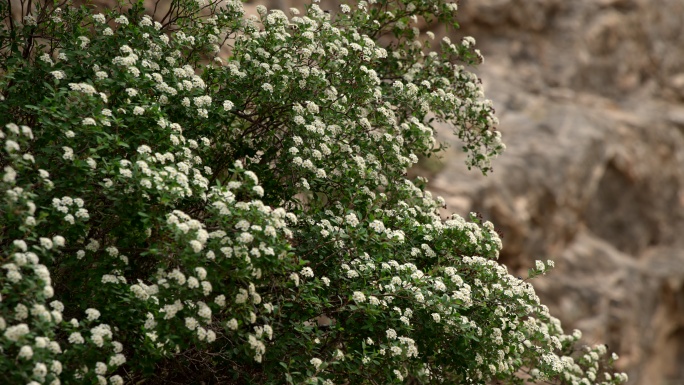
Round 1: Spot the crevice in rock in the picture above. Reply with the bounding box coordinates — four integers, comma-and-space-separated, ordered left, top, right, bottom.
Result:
583, 160, 647, 255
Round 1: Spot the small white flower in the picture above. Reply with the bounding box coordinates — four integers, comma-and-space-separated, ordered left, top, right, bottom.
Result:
206, 329, 216, 343
85, 308, 101, 321
18, 345, 33, 359
289, 273, 300, 287
5, 140, 20, 152
369, 220, 385, 233
238, 232, 253, 244
3, 166, 16, 183
352, 291, 366, 303
198, 304, 212, 319
187, 277, 199, 289
62, 147, 74, 160
139, 15, 153, 27
310, 357, 323, 370
53, 235, 65, 247
95, 362, 107, 375
226, 318, 238, 330
78, 36, 90, 49
114, 15, 129, 25
214, 295, 226, 307
185, 317, 198, 330
386, 328, 397, 340
235, 290, 248, 304
109, 353, 126, 367
40, 237, 53, 249
23, 15, 37, 26
394, 369, 404, 381
345, 213, 359, 227
51, 360, 63, 375
189, 240, 203, 253
4, 323, 29, 341
51, 71, 66, 80
202, 281, 212, 295
13, 240, 28, 251
68, 332, 85, 344
39, 53, 53, 65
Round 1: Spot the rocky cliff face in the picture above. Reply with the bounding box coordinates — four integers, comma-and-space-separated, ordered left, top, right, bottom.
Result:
427, 1, 684, 384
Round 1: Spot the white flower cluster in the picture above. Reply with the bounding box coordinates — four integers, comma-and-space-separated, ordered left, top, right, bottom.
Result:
51, 196, 89, 224
1, 124, 128, 384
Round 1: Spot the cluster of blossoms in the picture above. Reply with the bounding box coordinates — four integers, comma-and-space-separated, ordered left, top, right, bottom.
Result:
51, 196, 90, 225
0, 125, 128, 384
0, 0, 626, 384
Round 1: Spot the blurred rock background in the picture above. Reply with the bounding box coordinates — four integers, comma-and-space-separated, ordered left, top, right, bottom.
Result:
426, 1, 684, 384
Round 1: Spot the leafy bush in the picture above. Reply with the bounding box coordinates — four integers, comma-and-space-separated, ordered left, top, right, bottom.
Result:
0, 0, 629, 383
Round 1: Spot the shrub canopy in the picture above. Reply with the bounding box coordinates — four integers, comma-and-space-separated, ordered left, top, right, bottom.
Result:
0, 0, 627, 384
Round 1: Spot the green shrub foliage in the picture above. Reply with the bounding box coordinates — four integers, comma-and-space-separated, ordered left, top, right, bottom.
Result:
0, 0, 628, 383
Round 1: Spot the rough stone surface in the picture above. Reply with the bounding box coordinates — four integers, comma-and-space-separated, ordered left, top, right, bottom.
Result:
426, 1, 684, 384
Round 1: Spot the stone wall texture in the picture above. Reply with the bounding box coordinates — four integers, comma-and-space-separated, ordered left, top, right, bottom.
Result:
427, 1, 684, 384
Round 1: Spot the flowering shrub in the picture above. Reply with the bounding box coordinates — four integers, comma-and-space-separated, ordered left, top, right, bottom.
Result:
0, 0, 628, 384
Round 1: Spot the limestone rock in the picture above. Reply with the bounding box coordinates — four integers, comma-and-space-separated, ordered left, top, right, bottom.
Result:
428, 2, 684, 383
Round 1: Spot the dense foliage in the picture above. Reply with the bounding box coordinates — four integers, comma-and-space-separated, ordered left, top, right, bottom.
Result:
0, 0, 629, 383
